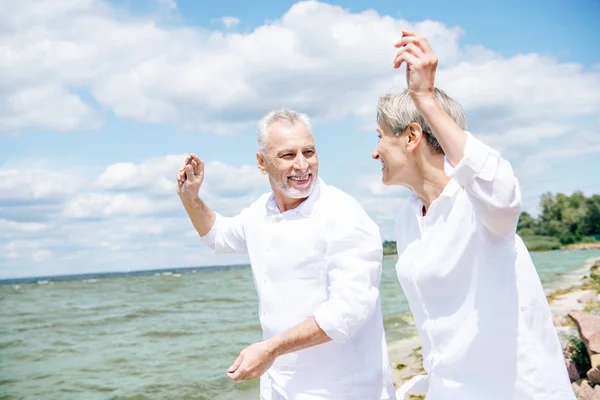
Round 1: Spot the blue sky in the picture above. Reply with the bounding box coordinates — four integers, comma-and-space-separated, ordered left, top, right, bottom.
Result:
1, 0, 599, 278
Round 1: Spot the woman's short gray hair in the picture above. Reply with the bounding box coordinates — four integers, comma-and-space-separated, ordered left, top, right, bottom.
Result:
257, 109, 313, 154
376, 88, 467, 155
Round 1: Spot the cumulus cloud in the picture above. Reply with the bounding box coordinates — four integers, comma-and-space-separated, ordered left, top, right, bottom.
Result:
0, 156, 268, 277
2, 0, 599, 277
0, 167, 88, 201
4, 0, 596, 138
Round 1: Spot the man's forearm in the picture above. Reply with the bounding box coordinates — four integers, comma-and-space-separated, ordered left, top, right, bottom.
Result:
265, 317, 331, 357
413, 94, 466, 167
180, 194, 216, 237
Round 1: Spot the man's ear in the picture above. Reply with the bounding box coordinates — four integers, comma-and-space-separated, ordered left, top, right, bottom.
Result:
407, 122, 424, 152
256, 152, 267, 174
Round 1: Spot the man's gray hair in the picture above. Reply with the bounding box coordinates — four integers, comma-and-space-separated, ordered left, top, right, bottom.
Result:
257, 109, 313, 154
377, 88, 467, 155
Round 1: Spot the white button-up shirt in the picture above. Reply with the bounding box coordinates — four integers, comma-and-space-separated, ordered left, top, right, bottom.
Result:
201, 178, 395, 400
394, 133, 574, 400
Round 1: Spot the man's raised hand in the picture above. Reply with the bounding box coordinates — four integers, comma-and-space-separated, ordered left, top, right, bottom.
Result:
176, 153, 204, 198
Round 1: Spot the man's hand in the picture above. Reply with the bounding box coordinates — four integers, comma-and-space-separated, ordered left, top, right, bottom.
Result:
176, 153, 204, 199
227, 341, 277, 381
393, 29, 438, 102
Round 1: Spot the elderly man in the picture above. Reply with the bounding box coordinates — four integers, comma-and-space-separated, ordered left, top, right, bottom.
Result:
176, 110, 396, 400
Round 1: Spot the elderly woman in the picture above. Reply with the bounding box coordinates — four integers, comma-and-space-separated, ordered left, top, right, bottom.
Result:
374, 31, 574, 400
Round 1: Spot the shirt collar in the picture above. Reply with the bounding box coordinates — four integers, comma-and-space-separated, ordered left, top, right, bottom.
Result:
407, 177, 460, 216
266, 177, 323, 217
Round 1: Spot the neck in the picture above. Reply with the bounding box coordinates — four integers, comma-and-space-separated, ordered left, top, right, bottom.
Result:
272, 190, 309, 212
405, 154, 450, 214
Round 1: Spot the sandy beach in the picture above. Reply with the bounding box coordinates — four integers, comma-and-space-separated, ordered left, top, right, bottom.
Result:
387, 255, 600, 397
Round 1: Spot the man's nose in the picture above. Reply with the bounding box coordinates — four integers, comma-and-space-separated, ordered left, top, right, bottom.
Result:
294, 154, 309, 170
372, 151, 379, 160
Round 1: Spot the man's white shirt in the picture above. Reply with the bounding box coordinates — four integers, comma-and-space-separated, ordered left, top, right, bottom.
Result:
201, 178, 396, 400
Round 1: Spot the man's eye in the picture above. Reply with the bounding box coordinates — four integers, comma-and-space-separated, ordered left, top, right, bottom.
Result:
303, 150, 314, 156
281, 154, 294, 159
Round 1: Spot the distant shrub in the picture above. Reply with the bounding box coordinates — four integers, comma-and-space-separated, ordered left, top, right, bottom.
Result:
581, 236, 598, 244
520, 235, 561, 252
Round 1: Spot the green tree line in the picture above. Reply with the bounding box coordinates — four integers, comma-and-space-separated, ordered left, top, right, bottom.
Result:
382, 191, 600, 254
517, 191, 600, 251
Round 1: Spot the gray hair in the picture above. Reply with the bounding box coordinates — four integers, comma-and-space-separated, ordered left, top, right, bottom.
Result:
377, 88, 467, 155
257, 109, 313, 154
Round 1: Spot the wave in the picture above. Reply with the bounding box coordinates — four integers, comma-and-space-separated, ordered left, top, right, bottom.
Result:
139, 330, 195, 338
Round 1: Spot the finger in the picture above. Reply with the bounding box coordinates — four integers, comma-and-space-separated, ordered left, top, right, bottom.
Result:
194, 158, 205, 177
227, 369, 243, 381
179, 155, 192, 170
184, 164, 195, 181
395, 42, 425, 60
228, 365, 247, 381
394, 35, 424, 49
189, 154, 203, 165
394, 52, 419, 69
228, 354, 243, 373
176, 171, 186, 186
402, 29, 418, 37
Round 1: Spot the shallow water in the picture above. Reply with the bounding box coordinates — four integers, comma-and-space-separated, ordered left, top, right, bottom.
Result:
1, 250, 599, 399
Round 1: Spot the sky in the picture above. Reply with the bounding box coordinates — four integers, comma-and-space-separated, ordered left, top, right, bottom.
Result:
1, 0, 599, 279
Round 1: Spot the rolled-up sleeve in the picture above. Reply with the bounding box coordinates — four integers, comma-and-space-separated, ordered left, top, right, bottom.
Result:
199, 211, 248, 254
445, 132, 522, 239
313, 210, 383, 343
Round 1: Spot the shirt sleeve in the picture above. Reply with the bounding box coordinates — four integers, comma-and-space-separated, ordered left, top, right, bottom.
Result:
313, 207, 383, 343
199, 211, 248, 254
445, 132, 522, 239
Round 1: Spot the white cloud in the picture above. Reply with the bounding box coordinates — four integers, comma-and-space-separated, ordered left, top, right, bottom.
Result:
0, 219, 47, 233
2, 0, 600, 277
61, 193, 160, 218
2, 0, 599, 148
0, 155, 269, 277
96, 155, 183, 194
221, 16, 240, 29
32, 250, 53, 262
0, 167, 88, 201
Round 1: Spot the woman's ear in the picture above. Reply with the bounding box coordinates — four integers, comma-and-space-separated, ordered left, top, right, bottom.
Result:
407, 122, 424, 152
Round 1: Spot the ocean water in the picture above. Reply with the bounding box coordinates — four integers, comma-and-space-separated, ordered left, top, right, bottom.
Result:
1, 250, 599, 400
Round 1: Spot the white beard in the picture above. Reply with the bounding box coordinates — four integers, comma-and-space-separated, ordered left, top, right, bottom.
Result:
269, 174, 316, 199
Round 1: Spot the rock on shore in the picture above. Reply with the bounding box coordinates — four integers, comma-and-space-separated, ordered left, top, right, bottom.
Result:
552, 258, 600, 398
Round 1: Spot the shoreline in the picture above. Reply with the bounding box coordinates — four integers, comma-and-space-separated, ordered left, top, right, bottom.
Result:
383, 241, 600, 259
386, 254, 600, 394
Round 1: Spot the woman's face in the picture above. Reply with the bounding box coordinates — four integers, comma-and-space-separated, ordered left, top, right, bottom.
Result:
372, 120, 410, 186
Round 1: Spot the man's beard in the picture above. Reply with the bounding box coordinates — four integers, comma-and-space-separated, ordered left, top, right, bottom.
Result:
269, 170, 316, 199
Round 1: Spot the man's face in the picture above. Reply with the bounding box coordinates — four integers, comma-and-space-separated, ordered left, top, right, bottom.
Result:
257, 121, 319, 199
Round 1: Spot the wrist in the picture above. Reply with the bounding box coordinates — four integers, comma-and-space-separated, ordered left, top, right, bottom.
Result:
179, 192, 200, 205
410, 91, 436, 109
264, 337, 283, 358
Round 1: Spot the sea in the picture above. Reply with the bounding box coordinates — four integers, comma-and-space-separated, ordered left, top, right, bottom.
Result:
2, 250, 600, 400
